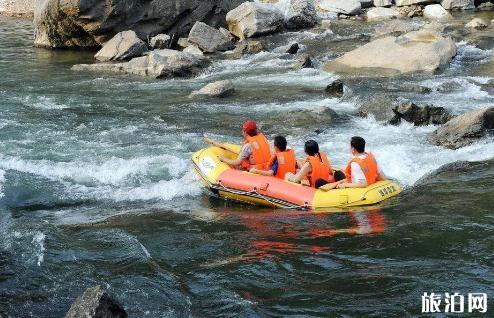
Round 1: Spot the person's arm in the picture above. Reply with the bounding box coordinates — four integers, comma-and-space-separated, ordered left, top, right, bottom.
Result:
287, 162, 311, 183
220, 144, 249, 167
250, 168, 274, 176
203, 137, 224, 148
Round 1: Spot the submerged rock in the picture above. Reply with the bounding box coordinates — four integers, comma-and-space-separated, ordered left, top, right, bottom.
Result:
324, 30, 456, 76
428, 107, 494, 149
190, 80, 235, 98
382, 83, 431, 94
34, 0, 244, 48
325, 79, 344, 97
390, 101, 453, 126
226, 2, 284, 39
94, 31, 147, 62
188, 22, 234, 53
294, 53, 313, 68
65, 285, 127, 318
73, 49, 210, 79
273, 42, 300, 54
286, 0, 318, 30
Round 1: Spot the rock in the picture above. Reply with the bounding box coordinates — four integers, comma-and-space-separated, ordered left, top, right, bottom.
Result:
34, 0, 245, 48
396, 4, 424, 17
286, 0, 318, 29
325, 79, 344, 97
94, 31, 147, 62
428, 107, 494, 149
224, 40, 264, 59
294, 53, 313, 68
177, 38, 190, 48
360, 0, 374, 9
219, 27, 235, 41
190, 80, 235, 98
73, 49, 210, 79
282, 107, 340, 128
273, 42, 300, 54
373, 19, 423, 38
149, 34, 171, 50
317, 0, 362, 15
423, 4, 451, 20
374, 0, 393, 7
188, 22, 234, 53
324, 30, 456, 76
465, 18, 489, 30
366, 7, 401, 21
183, 45, 204, 55
440, 0, 475, 10
226, 2, 284, 39
320, 19, 332, 28
382, 83, 432, 94
355, 94, 398, 121
389, 101, 453, 125
0, 0, 34, 18
65, 285, 127, 318
395, 0, 437, 6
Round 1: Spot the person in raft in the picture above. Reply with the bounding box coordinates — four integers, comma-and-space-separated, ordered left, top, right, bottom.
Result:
285, 140, 345, 188
321, 136, 387, 190
249, 135, 297, 179
211, 120, 272, 170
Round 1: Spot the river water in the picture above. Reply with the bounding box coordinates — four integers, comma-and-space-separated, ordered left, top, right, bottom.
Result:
0, 14, 493, 317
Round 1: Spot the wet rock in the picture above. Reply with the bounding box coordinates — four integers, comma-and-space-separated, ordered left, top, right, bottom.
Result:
34, 0, 244, 48
416, 158, 494, 185
226, 2, 284, 39
273, 42, 299, 54
149, 34, 171, 50
224, 40, 264, 59
390, 101, 453, 126
441, 0, 475, 10
373, 19, 423, 38
424, 4, 452, 20
355, 94, 398, 121
465, 18, 489, 30
366, 7, 401, 21
294, 53, 313, 68
317, 0, 362, 15
190, 80, 235, 98
396, 4, 424, 17
374, 0, 393, 7
382, 83, 432, 94
395, 0, 436, 5
324, 30, 456, 76
286, 0, 318, 30
428, 107, 494, 149
183, 45, 203, 56
281, 107, 340, 128
325, 79, 344, 97
188, 22, 234, 53
65, 285, 127, 318
73, 49, 210, 79
95, 31, 147, 62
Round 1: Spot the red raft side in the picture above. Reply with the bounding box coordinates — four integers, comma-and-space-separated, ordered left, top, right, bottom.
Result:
217, 169, 317, 207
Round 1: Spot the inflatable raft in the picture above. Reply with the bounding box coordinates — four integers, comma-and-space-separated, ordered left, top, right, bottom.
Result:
192, 144, 402, 210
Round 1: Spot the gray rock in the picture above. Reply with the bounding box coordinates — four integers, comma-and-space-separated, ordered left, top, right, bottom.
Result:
177, 38, 190, 48
389, 101, 453, 125
150, 34, 171, 50
465, 18, 489, 30
317, 0, 362, 15
273, 42, 300, 54
183, 45, 203, 56
190, 80, 235, 98
226, 2, 284, 39
428, 107, 494, 149
382, 83, 432, 93
73, 49, 210, 79
286, 0, 318, 30
94, 31, 147, 62
325, 79, 344, 97
441, 0, 475, 10
366, 7, 401, 21
395, 0, 439, 6
188, 22, 234, 53
282, 106, 340, 128
34, 0, 244, 48
65, 285, 127, 318
355, 94, 398, 121
373, 19, 423, 38
374, 0, 393, 7
423, 4, 452, 20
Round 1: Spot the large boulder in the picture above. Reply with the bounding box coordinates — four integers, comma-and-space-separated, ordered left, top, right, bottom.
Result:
188, 22, 234, 53
441, 0, 475, 10
285, 0, 318, 30
389, 101, 453, 126
226, 2, 284, 39
72, 49, 210, 79
317, 0, 362, 15
428, 107, 494, 149
94, 31, 147, 62
366, 7, 401, 21
423, 4, 452, 20
34, 0, 244, 48
65, 285, 127, 318
324, 30, 456, 76
190, 80, 235, 98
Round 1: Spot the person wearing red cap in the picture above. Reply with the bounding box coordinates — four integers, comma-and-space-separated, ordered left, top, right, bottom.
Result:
207, 120, 272, 170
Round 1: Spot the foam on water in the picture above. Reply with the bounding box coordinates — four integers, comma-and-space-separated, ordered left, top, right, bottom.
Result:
32, 231, 45, 266
22, 96, 70, 110
0, 169, 4, 198
452, 41, 492, 68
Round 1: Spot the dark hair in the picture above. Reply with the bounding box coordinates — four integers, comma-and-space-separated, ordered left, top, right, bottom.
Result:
351, 136, 366, 153
274, 136, 287, 151
304, 140, 319, 156
245, 129, 257, 137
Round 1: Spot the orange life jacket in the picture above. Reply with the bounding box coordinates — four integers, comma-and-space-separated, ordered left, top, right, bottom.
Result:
241, 133, 271, 170
267, 148, 297, 179
306, 151, 333, 188
345, 152, 378, 185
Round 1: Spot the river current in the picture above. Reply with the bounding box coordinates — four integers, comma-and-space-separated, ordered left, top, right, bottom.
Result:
0, 14, 493, 317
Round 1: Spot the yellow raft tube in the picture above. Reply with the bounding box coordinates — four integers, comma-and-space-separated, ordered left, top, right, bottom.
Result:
192, 144, 402, 210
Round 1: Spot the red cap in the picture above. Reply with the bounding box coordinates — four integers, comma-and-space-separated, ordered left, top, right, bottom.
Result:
242, 120, 257, 135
